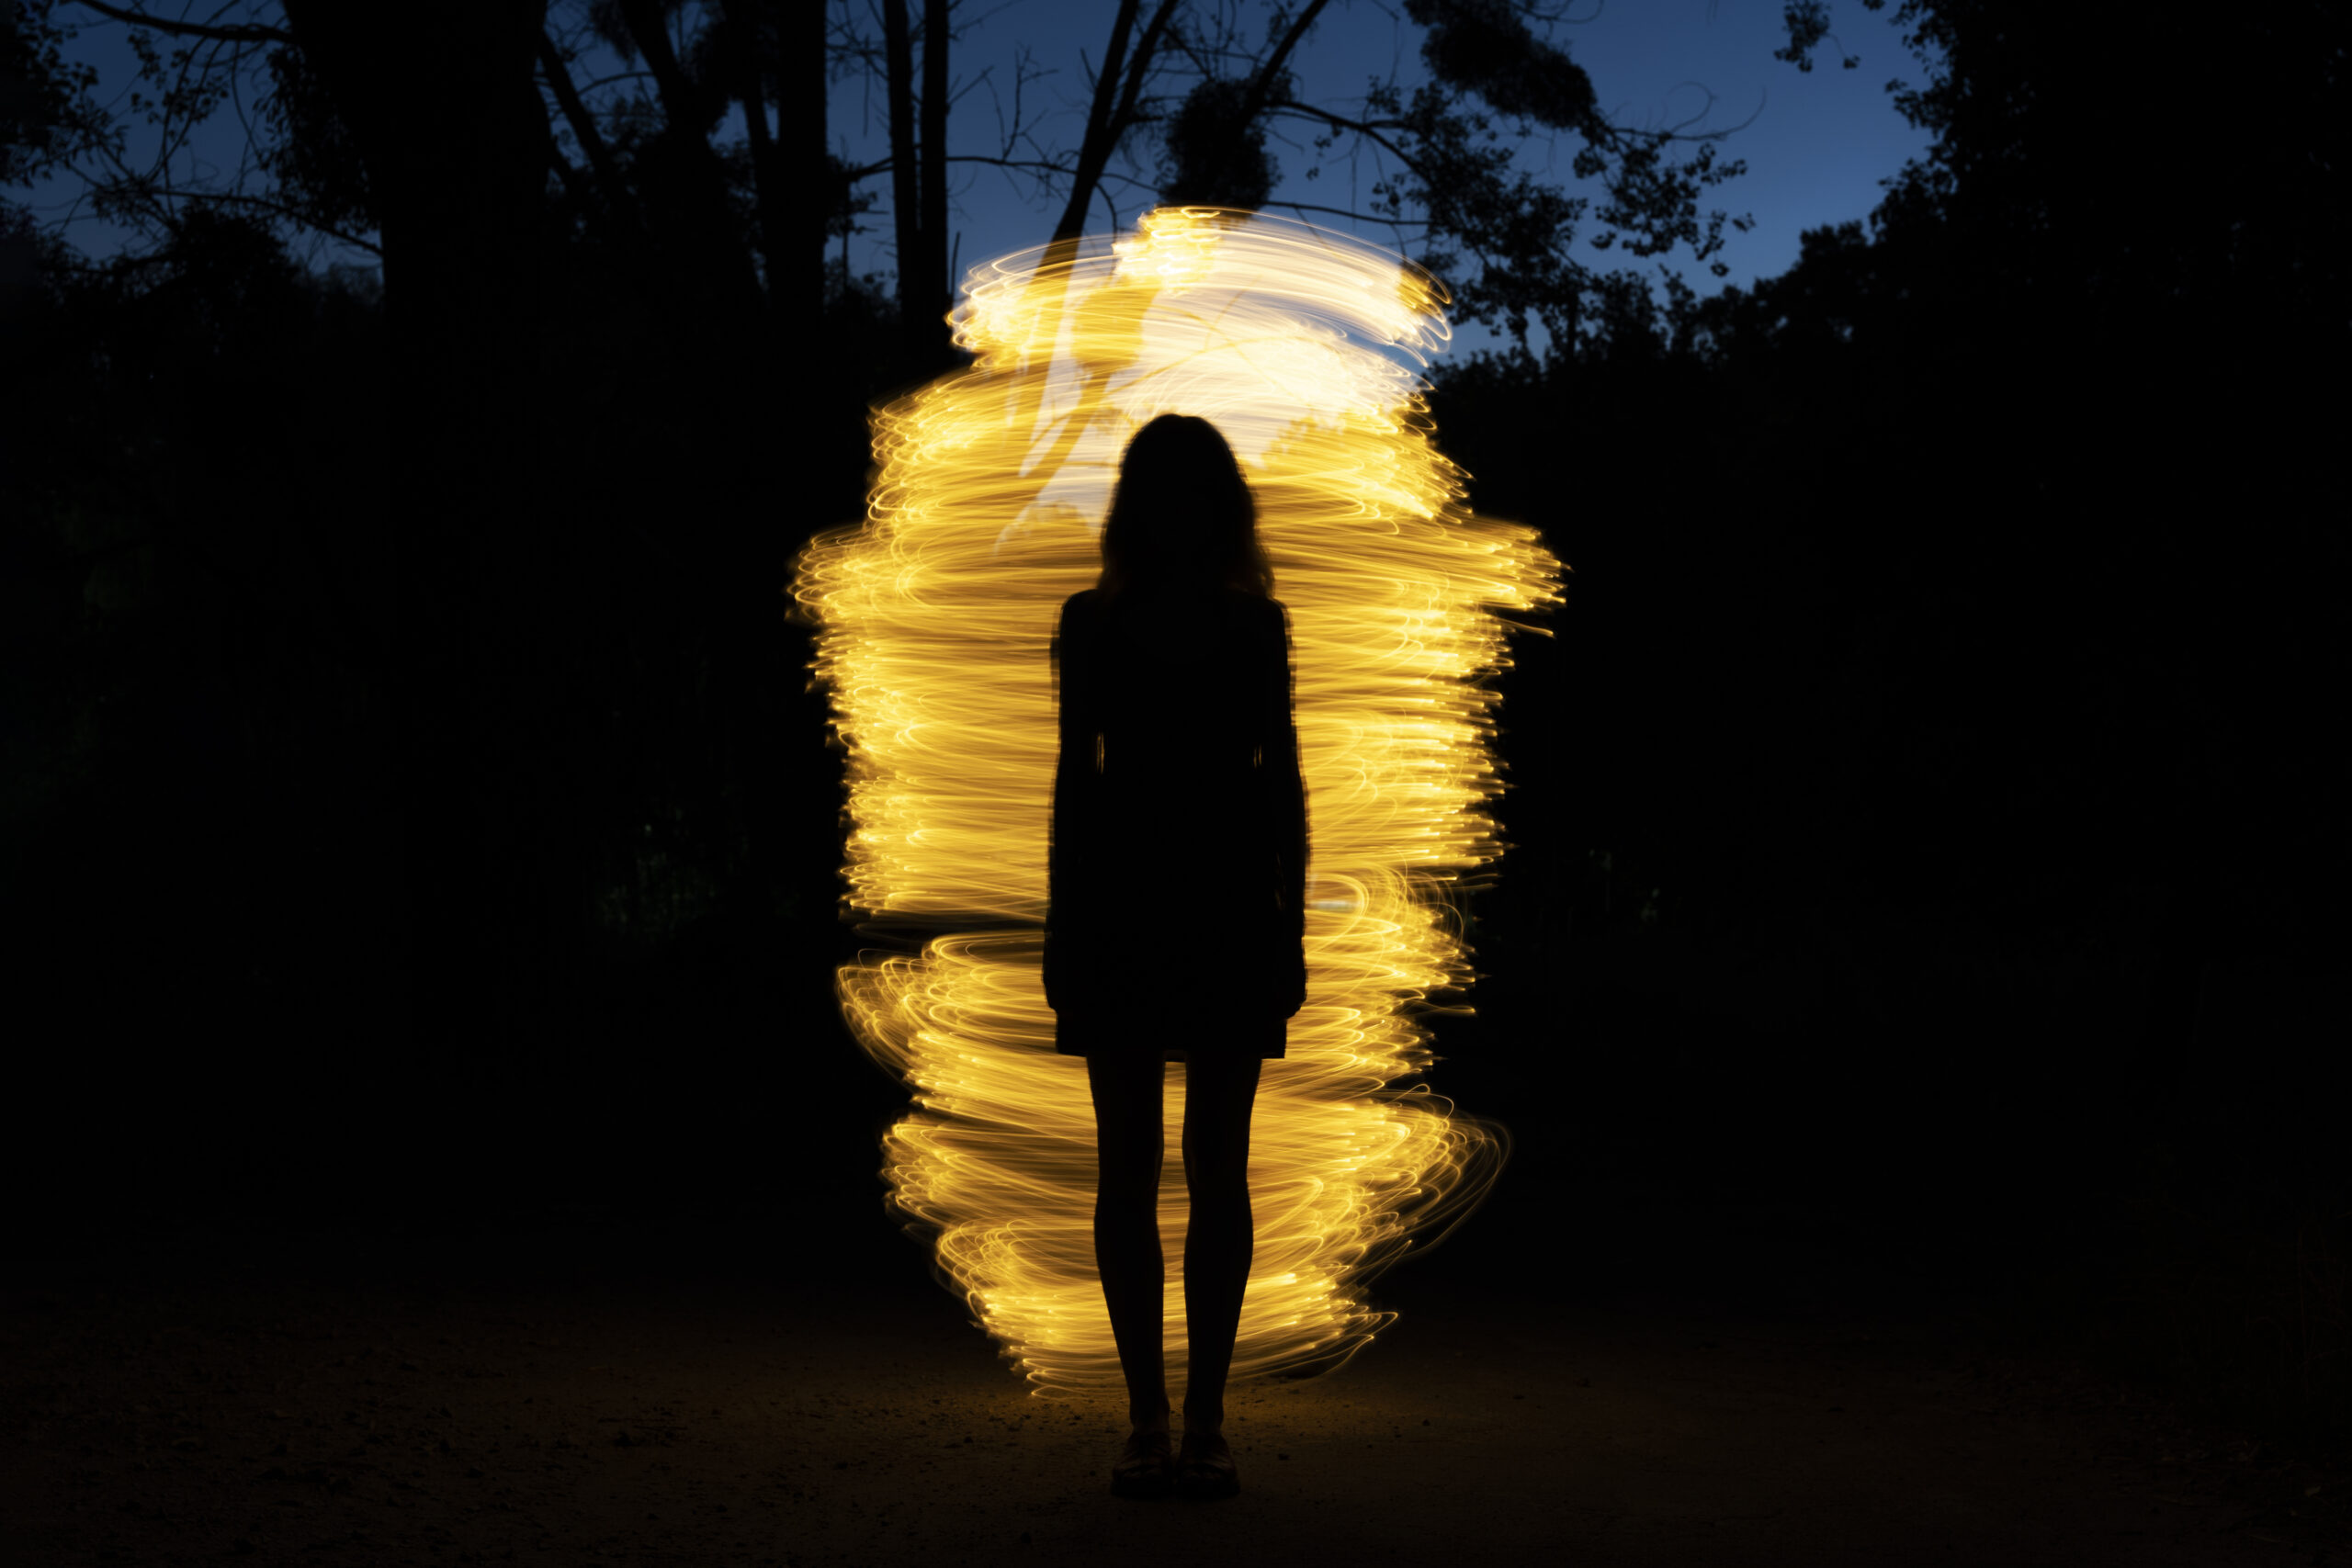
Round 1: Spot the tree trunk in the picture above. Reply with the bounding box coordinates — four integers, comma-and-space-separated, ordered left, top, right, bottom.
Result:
877, 0, 959, 374
1051, 0, 1141, 243
1050, 0, 1183, 243
800, 0, 827, 308
799, 0, 827, 310
880, 0, 925, 372
280, 0, 567, 1063
918, 0, 950, 356
618, 0, 768, 328
722, 0, 792, 313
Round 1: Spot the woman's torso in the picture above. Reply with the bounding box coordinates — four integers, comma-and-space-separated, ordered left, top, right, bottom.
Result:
1065, 586, 1276, 886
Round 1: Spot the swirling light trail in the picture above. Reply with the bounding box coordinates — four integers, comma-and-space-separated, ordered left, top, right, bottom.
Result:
792, 209, 1562, 1395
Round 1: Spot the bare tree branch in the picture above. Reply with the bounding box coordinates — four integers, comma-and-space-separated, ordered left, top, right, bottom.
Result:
1104, 0, 1182, 145
717, 0, 791, 310
616, 0, 717, 133
1267, 99, 1422, 177
69, 0, 292, 48
1238, 0, 1329, 128
1053, 0, 1182, 243
1264, 200, 1430, 229
149, 182, 383, 254
1051, 0, 1143, 243
537, 29, 630, 217
844, 152, 1168, 186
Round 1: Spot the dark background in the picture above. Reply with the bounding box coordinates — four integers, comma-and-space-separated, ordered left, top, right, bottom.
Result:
4, 0, 2346, 1459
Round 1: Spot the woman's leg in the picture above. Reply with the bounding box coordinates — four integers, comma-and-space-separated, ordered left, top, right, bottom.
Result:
1179, 1052, 1262, 1437
1087, 1049, 1170, 1434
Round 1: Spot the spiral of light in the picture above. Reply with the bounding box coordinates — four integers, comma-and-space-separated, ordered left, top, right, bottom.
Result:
793, 208, 1562, 1395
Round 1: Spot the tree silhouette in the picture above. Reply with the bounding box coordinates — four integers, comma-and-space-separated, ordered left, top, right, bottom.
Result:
1428, 7, 2350, 1434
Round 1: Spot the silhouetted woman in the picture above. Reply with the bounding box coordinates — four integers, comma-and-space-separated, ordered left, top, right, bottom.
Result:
1046, 413, 1307, 1502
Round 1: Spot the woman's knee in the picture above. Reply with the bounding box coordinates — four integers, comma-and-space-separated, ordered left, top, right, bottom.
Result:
1184, 1173, 1252, 1213
1097, 1133, 1165, 1191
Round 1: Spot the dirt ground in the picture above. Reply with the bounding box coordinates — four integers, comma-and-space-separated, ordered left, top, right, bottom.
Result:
5, 1200, 2346, 1568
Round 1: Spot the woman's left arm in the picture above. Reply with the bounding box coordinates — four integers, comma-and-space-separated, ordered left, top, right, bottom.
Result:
1045, 593, 1098, 1011
1263, 600, 1308, 1013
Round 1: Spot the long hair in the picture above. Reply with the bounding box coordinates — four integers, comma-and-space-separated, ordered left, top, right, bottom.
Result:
1096, 414, 1272, 601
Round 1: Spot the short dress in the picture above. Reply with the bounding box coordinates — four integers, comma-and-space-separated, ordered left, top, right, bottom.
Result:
1045, 585, 1308, 1062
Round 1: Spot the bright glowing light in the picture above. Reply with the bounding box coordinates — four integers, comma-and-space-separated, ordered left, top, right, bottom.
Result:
792, 208, 1563, 1396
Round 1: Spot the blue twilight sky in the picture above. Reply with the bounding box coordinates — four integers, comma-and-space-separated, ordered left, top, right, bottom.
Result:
23, 0, 1935, 360
830, 0, 1935, 355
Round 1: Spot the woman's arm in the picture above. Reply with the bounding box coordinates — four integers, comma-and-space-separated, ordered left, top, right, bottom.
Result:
1263, 599, 1308, 1014
1045, 592, 1098, 1011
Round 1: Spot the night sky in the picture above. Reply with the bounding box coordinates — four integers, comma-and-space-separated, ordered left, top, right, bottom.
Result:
6, 4, 2346, 1563
32, 0, 1933, 355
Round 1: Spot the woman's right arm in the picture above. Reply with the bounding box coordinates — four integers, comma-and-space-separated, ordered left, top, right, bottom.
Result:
1262, 598, 1308, 1017
1045, 593, 1096, 1011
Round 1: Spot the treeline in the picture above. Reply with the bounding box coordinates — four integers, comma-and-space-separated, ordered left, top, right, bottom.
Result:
1427, 1, 2348, 1448
2, 0, 2345, 1443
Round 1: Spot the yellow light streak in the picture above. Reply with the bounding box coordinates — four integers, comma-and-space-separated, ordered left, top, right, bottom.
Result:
793, 208, 1563, 1396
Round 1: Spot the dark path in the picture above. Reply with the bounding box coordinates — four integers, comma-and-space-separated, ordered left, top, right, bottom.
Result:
6, 1169, 2343, 1568
8, 928, 2343, 1564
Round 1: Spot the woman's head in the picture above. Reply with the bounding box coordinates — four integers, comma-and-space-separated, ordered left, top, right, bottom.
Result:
1098, 414, 1271, 600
